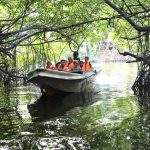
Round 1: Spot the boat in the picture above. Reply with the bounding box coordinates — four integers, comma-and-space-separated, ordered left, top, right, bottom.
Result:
27, 68, 99, 95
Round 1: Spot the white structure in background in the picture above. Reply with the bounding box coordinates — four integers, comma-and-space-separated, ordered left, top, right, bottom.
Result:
82, 42, 89, 57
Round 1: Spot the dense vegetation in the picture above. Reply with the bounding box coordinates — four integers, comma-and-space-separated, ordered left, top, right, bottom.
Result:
0, 0, 149, 103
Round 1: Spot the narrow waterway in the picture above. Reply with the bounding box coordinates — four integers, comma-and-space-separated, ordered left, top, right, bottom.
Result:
0, 62, 150, 150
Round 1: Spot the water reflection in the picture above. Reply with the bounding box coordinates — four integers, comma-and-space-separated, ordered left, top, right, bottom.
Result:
28, 92, 97, 122
1, 63, 150, 149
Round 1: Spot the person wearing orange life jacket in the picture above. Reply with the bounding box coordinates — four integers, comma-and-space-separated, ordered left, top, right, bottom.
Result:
71, 60, 83, 74
82, 56, 93, 71
54, 62, 61, 70
46, 61, 55, 69
58, 59, 67, 71
67, 57, 75, 71
79, 61, 83, 70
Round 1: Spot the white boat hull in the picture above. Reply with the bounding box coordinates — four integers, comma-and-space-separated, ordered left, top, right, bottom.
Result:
28, 69, 96, 94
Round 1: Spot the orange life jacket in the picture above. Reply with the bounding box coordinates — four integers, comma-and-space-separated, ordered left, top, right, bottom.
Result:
58, 65, 67, 71
82, 61, 92, 71
54, 64, 61, 70
54, 66, 58, 70
68, 62, 75, 71
46, 64, 54, 69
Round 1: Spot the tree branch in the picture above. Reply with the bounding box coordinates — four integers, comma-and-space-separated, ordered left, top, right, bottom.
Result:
118, 50, 150, 64
104, 0, 150, 32
121, 33, 146, 40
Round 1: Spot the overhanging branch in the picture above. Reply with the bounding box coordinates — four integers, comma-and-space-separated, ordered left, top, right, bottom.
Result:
118, 50, 150, 64
104, 0, 150, 32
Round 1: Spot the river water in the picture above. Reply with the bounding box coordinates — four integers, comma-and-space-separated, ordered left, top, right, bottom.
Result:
0, 62, 150, 150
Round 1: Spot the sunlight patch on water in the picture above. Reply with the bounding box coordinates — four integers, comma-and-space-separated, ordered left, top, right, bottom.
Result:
94, 63, 138, 98
17, 105, 32, 122
95, 75, 123, 85
36, 136, 90, 150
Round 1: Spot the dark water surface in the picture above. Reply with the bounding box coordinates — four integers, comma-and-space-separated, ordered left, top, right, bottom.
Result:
0, 63, 150, 150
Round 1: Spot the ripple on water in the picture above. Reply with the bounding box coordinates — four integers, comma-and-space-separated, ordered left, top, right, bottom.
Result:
2, 63, 150, 150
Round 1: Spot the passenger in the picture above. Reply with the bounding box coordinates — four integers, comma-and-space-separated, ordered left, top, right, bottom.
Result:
79, 61, 83, 70
46, 61, 55, 69
65, 60, 68, 66
82, 56, 93, 71
67, 57, 75, 71
73, 51, 80, 61
55, 62, 61, 70
58, 59, 67, 71
65, 60, 68, 70
71, 60, 83, 74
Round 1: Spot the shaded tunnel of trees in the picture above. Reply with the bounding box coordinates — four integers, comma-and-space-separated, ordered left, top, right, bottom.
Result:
0, 0, 149, 105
